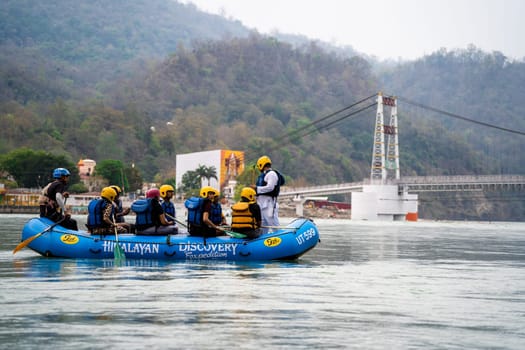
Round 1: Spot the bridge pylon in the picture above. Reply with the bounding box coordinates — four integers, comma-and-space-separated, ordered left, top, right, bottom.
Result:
351, 92, 418, 221
371, 92, 400, 184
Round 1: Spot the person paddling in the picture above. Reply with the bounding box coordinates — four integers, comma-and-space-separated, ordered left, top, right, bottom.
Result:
134, 188, 178, 235
87, 187, 128, 235
159, 184, 176, 219
39, 167, 78, 231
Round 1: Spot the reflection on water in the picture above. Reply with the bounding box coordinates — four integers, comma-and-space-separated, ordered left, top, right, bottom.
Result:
1, 215, 525, 350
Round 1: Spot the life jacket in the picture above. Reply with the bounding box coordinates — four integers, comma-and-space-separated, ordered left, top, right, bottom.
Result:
132, 198, 154, 227
185, 197, 205, 226
231, 202, 257, 230
38, 182, 53, 206
256, 169, 285, 197
87, 198, 113, 228
161, 200, 175, 219
39, 181, 64, 219
210, 202, 223, 225
39, 181, 65, 209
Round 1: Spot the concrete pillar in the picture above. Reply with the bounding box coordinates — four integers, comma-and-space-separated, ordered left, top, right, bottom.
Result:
292, 195, 305, 216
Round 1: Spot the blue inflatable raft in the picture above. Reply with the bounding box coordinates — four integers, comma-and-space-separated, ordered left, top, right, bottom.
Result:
19, 217, 320, 261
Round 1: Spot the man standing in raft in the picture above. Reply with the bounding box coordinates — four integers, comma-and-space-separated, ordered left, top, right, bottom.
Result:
252, 155, 283, 228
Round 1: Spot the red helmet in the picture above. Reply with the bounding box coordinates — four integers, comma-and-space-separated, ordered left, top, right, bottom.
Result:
146, 188, 160, 199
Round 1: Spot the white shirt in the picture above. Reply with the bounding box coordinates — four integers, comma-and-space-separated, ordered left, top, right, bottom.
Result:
256, 169, 280, 227
256, 170, 278, 196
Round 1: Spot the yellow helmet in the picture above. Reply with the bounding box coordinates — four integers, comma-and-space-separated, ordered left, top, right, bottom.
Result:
101, 187, 117, 202
110, 185, 122, 195
159, 184, 175, 197
256, 155, 272, 171
240, 187, 257, 203
200, 186, 219, 198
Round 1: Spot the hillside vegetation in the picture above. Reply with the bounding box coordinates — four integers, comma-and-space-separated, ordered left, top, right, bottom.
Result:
0, 0, 524, 220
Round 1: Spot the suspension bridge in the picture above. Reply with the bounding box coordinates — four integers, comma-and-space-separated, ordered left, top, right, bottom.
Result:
280, 175, 525, 199
277, 93, 525, 221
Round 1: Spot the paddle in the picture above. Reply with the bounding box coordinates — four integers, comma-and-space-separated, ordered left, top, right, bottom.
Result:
112, 218, 126, 260
165, 213, 186, 228
219, 228, 246, 239
165, 213, 246, 238
13, 217, 65, 254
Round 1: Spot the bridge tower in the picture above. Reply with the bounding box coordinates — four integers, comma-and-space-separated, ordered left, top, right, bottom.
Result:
370, 92, 400, 184
352, 92, 418, 221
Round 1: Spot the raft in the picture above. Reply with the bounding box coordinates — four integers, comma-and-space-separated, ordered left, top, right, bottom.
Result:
19, 217, 320, 261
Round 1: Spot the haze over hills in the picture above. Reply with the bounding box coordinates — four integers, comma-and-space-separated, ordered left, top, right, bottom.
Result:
0, 0, 524, 220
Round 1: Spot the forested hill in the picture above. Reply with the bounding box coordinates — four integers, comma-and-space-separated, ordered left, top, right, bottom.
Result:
0, 0, 524, 220
0, 0, 251, 102
0, 0, 249, 63
380, 47, 525, 176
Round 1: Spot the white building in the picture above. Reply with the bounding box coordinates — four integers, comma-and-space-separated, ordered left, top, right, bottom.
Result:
176, 149, 244, 198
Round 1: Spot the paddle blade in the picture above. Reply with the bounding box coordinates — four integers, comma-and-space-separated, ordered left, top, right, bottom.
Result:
13, 233, 42, 254
225, 230, 247, 239
114, 242, 126, 260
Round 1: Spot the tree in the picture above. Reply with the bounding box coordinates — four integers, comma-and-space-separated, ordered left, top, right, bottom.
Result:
195, 164, 217, 186
94, 159, 128, 190
0, 147, 78, 187
125, 165, 143, 194
180, 170, 200, 197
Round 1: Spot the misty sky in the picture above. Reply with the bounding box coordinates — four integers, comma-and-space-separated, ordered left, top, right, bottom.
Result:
181, 0, 524, 61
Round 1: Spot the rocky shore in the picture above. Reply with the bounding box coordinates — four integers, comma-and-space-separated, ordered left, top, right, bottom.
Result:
278, 203, 351, 220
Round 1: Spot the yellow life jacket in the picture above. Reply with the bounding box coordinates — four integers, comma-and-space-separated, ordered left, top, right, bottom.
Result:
231, 202, 256, 230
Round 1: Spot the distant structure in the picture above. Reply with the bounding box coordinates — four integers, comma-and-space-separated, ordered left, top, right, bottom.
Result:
76, 158, 105, 192
351, 93, 418, 221
77, 159, 96, 179
176, 150, 245, 198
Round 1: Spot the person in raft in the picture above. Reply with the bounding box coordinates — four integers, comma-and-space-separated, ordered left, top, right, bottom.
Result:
159, 184, 176, 220
39, 167, 78, 231
134, 188, 178, 235
110, 185, 134, 233
252, 155, 282, 228
231, 187, 262, 239
87, 187, 128, 235
188, 186, 225, 237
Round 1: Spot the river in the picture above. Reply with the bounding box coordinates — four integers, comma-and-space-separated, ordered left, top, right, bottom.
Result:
1, 214, 524, 349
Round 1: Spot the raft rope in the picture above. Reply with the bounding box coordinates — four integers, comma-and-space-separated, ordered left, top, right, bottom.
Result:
51, 228, 297, 247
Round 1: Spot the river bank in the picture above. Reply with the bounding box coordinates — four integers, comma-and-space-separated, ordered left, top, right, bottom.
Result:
1, 201, 352, 220
278, 203, 352, 220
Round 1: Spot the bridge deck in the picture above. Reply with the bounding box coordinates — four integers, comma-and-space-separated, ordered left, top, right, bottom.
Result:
279, 175, 525, 199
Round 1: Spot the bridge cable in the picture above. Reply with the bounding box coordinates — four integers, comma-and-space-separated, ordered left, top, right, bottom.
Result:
275, 93, 377, 143
293, 102, 376, 139
266, 100, 377, 155
397, 96, 525, 136
244, 94, 377, 166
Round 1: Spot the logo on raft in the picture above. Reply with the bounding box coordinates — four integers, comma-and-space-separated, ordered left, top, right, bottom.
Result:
60, 234, 79, 245
264, 237, 282, 247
